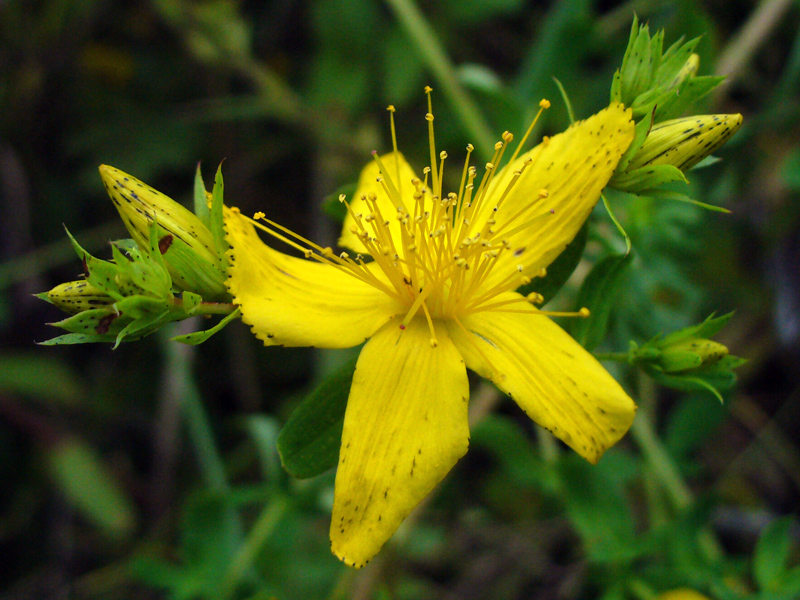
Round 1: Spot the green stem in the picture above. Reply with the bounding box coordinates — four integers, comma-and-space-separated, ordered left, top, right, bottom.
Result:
161, 326, 244, 542
218, 496, 290, 600
384, 0, 496, 155
631, 374, 693, 511
593, 351, 631, 362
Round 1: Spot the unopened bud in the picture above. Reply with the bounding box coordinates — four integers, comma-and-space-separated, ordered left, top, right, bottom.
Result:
41, 280, 114, 314
627, 114, 743, 172
659, 338, 729, 373
98, 165, 228, 299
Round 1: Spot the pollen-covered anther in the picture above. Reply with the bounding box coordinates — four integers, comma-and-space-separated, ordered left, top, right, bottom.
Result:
304, 249, 314, 259
466, 143, 474, 152
539, 189, 549, 199
254, 211, 266, 220
539, 98, 551, 109
429, 338, 438, 347
321, 247, 334, 258
439, 151, 447, 160
340, 251, 350, 259
502, 131, 514, 143
425, 113, 434, 122
527, 292, 545, 304
537, 267, 547, 278
579, 307, 591, 317
485, 162, 495, 172
520, 275, 531, 285
387, 105, 396, 112
338, 194, 347, 203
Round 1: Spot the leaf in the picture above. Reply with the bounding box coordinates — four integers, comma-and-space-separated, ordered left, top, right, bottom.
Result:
47, 436, 137, 540
517, 220, 587, 306
0, 354, 85, 405
276, 355, 358, 479
569, 252, 633, 351
754, 516, 796, 591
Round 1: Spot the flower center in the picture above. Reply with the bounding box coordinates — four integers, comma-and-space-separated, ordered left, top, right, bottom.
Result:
247, 89, 590, 346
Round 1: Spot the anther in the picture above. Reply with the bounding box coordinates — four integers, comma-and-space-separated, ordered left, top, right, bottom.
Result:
539, 189, 549, 198
579, 307, 591, 317
254, 211, 265, 220
387, 105, 396, 112
338, 194, 346, 203
425, 113, 434, 122
539, 99, 551, 109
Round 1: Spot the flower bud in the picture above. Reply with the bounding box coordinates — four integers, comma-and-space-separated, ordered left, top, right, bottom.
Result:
627, 114, 743, 172
659, 337, 729, 373
99, 165, 228, 300
41, 280, 114, 314
658, 591, 712, 600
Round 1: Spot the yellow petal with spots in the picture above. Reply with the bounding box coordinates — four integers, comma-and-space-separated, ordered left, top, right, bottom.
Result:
338, 152, 425, 256
330, 316, 470, 568
446, 294, 636, 463
471, 104, 634, 292
225, 206, 403, 348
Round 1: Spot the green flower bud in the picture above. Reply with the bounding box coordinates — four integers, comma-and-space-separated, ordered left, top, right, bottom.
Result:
99, 165, 228, 300
627, 114, 743, 172
630, 314, 746, 401
41, 280, 115, 314
659, 337, 729, 373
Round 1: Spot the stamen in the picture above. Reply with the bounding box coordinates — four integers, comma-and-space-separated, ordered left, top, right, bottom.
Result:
508, 98, 551, 165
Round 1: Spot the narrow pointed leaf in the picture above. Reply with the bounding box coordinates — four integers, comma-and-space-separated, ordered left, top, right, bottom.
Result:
276, 355, 358, 479
569, 252, 633, 351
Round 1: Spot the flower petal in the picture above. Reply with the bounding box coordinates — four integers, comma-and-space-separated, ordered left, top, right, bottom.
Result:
330, 316, 470, 568
225, 206, 402, 348
339, 152, 424, 256
472, 104, 634, 290
446, 296, 636, 463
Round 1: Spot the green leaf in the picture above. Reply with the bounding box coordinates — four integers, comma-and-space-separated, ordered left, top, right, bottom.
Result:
517, 220, 587, 306
47, 436, 137, 540
754, 516, 796, 591
0, 354, 85, 406
569, 252, 633, 351
276, 355, 358, 479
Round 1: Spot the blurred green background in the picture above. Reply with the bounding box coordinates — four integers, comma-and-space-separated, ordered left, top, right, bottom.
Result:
1, 1, 799, 599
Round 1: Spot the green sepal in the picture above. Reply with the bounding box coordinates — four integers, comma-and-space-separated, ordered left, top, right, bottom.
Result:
276, 355, 358, 479
616, 109, 654, 173
568, 252, 633, 351
38, 332, 121, 345
653, 75, 726, 122
154, 229, 228, 300
610, 163, 689, 194
194, 162, 210, 223
210, 164, 227, 260
171, 307, 242, 345
658, 312, 734, 346
65, 229, 125, 300
646, 189, 731, 213
516, 221, 588, 307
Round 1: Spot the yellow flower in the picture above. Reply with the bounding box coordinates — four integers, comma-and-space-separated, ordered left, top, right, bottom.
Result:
224, 93, 638, 567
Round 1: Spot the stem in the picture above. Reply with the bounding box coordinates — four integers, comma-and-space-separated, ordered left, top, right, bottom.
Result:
218, 496, 290, 600
593, 351, 631, 362
161, 325, 245, 546
384, 0, 496, 155
631, 373, 693, 511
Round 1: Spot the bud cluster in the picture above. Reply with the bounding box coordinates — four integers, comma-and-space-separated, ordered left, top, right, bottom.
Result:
38, 165, 237, 346
607, 16, 742, 202
627, 313, 746, 402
